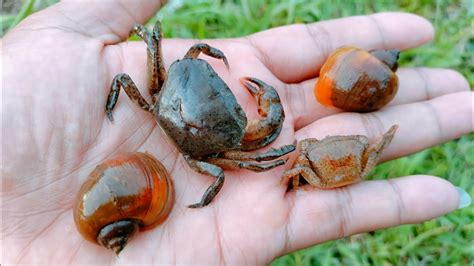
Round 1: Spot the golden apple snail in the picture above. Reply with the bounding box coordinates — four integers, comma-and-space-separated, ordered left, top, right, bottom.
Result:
73, 152, 174, 254
315, 46, 400, 112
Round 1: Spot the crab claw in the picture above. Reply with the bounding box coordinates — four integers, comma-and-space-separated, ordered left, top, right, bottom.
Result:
239, 77, 285, 151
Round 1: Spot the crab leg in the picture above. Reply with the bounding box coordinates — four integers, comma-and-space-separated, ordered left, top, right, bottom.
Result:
131, 22, 167, 100
106, 74, 152, 122
184, 43, 230, 69
281, 153, 321, 189
281, 166, 323, 189
206, 157, 288, 172
184, 156, 225, 208
240, 77, 285, 151
218, 144, 295, 162
361, 125, 398, 177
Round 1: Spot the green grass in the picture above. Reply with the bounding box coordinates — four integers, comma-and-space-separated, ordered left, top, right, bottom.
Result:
2, 0, 473, 265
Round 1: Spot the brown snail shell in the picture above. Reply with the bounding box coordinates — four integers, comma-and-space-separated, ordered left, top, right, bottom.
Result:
73, 152, 174, 254
315, 46, 399, 112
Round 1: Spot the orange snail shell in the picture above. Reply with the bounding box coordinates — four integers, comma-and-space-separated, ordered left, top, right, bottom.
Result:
315, 46, 400, 112
73, 152, 174, 254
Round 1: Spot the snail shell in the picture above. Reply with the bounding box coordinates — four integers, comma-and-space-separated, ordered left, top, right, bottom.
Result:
315, 46, 399, 112
73, 152, 174, 254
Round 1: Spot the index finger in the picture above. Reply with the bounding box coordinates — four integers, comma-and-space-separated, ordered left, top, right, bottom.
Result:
15, 0, 166, 43
247, 12, 434, 83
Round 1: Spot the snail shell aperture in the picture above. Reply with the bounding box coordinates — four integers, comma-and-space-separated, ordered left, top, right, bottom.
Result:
73, 152, 174, 254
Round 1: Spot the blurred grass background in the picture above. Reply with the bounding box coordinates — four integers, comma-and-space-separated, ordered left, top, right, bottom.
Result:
2, 0, 472, 265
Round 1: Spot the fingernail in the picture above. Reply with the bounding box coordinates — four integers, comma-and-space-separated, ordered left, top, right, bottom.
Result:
456, 186, 471, 209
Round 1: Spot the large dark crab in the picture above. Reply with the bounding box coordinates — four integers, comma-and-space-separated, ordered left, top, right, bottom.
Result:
106, 21, 295, 208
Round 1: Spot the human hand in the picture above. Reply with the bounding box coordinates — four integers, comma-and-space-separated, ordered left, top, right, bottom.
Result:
2, 1, 472, 264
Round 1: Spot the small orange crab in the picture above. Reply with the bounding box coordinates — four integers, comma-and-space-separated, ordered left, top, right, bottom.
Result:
281, 125, 398, 189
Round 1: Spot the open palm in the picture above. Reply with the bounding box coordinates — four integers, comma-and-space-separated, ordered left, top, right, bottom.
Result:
2, 1, 472, 264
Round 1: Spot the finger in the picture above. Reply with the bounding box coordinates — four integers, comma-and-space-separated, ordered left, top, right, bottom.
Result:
288, 68, 470, 130
17, 0, 166, 43
248, 12, 434, 83
295, 91, 473, 162
391, 68, 471, 106
282, 175, 461, 254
